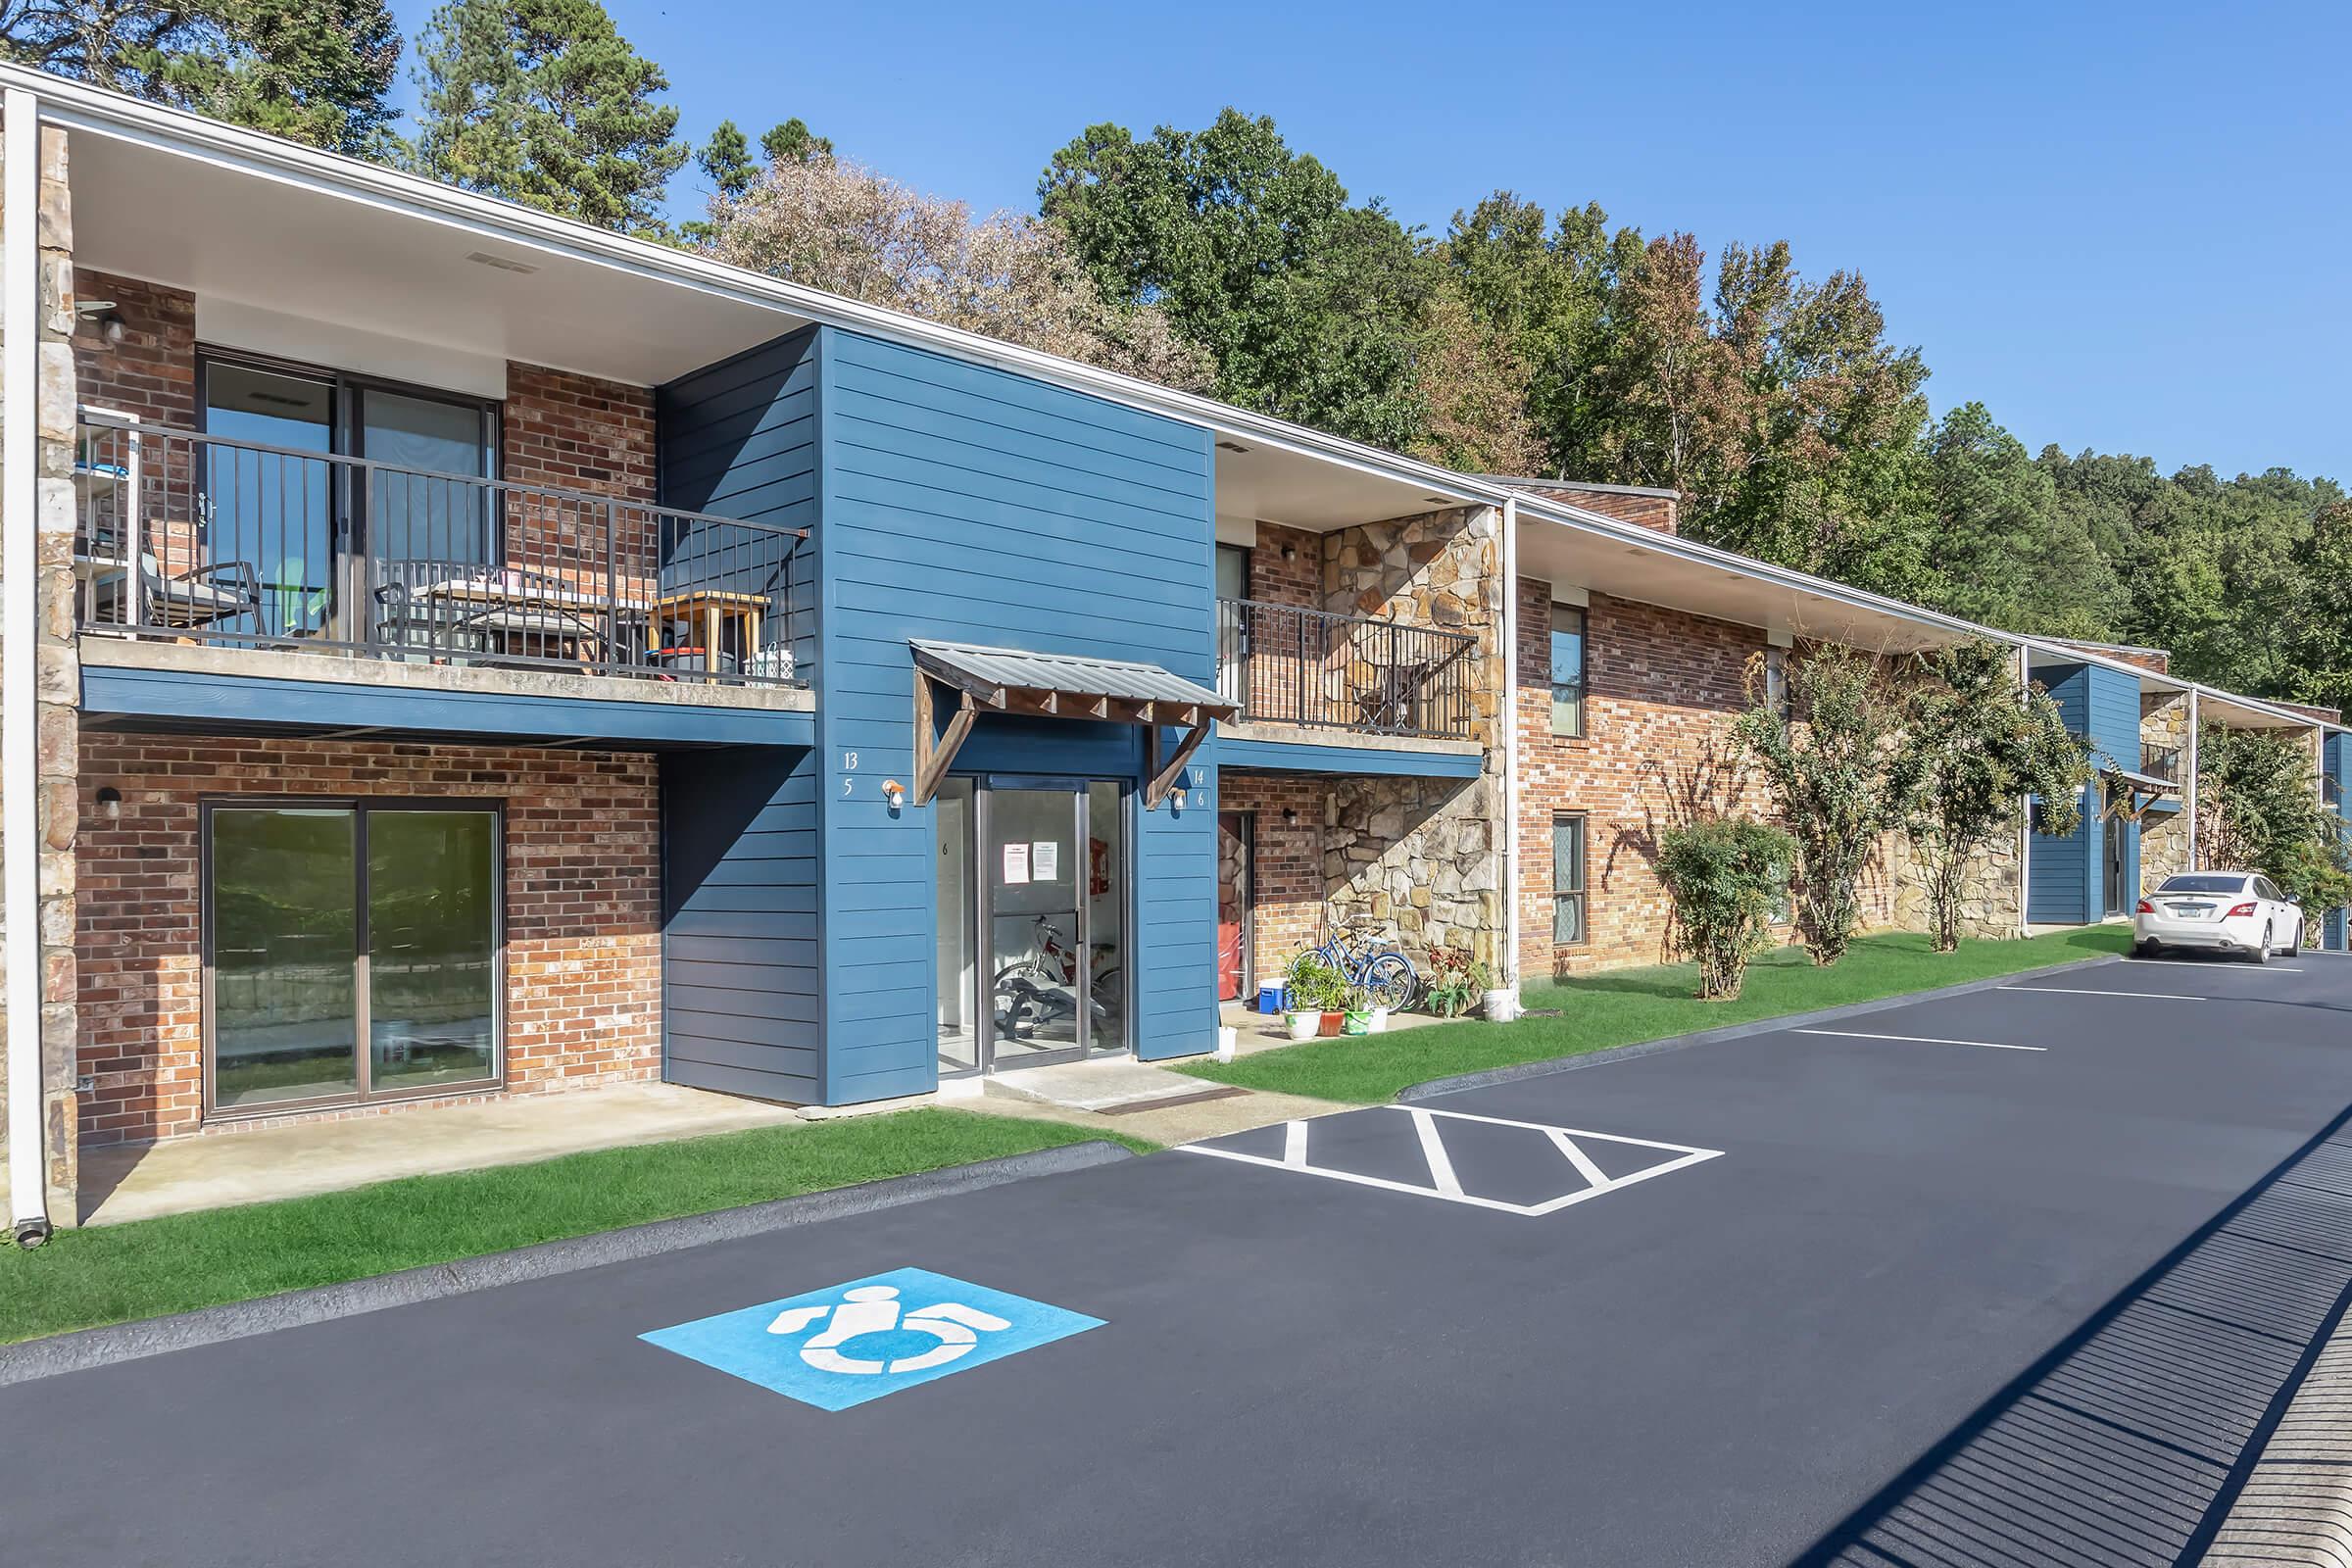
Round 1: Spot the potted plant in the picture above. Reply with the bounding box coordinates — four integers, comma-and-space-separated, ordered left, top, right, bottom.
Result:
1423, 947, 1493, 1019
1280, 952, 1342, 1042
1341, 980, 1374, 1036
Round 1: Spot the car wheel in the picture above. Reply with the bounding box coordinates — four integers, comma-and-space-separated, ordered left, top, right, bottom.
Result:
2133, 939, 2160, 958
2291, 919, 2305, 954
2252, 923, 2274, 964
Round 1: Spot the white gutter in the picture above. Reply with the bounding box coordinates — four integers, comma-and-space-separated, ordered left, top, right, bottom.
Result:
1493, 496, 1521, 1020
2185, 691, 2201, 869
4, 85, 49, 1244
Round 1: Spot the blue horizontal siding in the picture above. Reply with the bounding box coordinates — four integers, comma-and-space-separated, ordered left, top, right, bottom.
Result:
81, 665, 811, 750
661, 745, 821, 1102
1213, 736, 1486, 780
813, 327, 1217, 1093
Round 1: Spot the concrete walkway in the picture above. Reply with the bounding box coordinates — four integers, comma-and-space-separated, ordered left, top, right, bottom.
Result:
67, 1082, 806, 1227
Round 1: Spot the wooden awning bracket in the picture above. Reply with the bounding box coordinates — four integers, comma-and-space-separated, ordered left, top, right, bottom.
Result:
912, 670, 979, 807
1145, 722, 1209, 810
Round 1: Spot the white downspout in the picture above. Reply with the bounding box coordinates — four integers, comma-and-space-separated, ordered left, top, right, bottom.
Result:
2184, 691, 2200, 871
2016, 645, 2032, 936
4, 86, 49, 1243
1490, 496, 1521, 1020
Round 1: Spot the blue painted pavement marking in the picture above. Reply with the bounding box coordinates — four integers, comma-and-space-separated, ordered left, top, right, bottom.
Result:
638, 1266, 1104, 1412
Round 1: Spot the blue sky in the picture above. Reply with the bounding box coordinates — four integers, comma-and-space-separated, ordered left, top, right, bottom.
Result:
389, 0, 2350, 483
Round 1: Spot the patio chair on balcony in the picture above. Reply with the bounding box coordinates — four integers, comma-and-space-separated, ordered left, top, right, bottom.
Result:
80, 548, 264, 634
372, 560, 623, 668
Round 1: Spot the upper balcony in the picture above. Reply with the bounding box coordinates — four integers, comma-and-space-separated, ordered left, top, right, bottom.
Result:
1213, 596, 1479, 743
72, 413, 811, 725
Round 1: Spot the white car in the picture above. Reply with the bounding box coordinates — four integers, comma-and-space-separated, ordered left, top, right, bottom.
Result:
2133, 872, 2304, 962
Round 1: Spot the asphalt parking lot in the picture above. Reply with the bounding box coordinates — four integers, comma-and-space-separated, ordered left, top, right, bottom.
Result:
10, 952, 2352, 1567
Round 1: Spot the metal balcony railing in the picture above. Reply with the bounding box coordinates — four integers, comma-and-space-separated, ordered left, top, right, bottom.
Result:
72, 413, 810, 686
1213, 596, 1480, 740
2142, 743, 2182, 784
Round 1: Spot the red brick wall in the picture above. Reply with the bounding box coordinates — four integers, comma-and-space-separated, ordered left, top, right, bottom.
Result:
1514, 578, 1768, 976
72, 270, 201, 576
74, 733, 662, 1146
500, 363, 657, 502
1217, 774, 1327, 990
1247, 522, 1324, 608
1519, 486, 1678, 535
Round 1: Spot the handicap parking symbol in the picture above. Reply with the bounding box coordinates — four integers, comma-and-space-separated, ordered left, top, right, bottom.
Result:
639, 1267, 1103, 1411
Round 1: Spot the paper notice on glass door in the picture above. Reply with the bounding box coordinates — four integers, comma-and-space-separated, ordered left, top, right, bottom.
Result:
1001, 842, 1030, 885
1031, 840, 1059, 881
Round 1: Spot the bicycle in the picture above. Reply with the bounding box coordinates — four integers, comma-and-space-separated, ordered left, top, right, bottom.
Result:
1309, 912, 1419, 1011
992, 914, 1121, 1042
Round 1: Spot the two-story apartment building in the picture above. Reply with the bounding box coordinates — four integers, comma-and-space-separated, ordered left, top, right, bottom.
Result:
4, 70, 2345, 1240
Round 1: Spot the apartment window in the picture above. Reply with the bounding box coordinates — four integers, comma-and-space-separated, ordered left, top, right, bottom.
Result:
1552, 813, 1588, 944
1550, 602, 1587, 737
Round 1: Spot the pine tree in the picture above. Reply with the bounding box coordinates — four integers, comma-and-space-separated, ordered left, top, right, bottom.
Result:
407, 0, 685, 234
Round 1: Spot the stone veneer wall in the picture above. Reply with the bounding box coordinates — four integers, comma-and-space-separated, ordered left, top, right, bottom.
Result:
2139, 693, 2192, 893
1888, 826, 2022, 940
1, 121, 84, 1216
1322, 507, 1505, 966
74, 734, 662, 1147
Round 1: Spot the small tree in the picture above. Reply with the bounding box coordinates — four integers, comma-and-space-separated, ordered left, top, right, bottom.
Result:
1894, 640, 2090, 953
1732, 646, 1904, 965
2197, 725, 2352, 920
1656, 817, 1797, 1000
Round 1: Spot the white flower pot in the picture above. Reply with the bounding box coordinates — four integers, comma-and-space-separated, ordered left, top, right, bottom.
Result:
1284, 1010, 1321, 1042
1368, 1006, 1391, 1033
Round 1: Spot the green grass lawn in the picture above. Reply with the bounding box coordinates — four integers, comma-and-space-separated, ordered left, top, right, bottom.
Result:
1178, 926, 2133, 1105
0, 1109, 1152, 1347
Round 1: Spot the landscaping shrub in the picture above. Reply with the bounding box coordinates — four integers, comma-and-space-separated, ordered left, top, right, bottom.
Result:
1655, 817, 1798, 1000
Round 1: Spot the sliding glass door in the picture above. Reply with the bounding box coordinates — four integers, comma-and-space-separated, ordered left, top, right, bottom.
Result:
206, 801, 501, 1114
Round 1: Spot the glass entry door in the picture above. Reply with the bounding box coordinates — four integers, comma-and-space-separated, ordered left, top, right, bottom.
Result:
936, 778, 1127, 1076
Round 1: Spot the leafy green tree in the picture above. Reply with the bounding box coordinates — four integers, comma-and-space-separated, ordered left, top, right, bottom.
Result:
1894, 640, 2090, 952
1732, 647, 1906, 965
1438, 192, 1643, 475
1655, 816, 1799, 1000
3, 0, 399, 154
1040, 108, 1438, 450
1920, 403, 2124, 638
407, 0, 685, 234
2196, 725, 2352, 921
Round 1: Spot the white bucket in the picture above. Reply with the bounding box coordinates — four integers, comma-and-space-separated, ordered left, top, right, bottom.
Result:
1214, 1024, 1238, 1063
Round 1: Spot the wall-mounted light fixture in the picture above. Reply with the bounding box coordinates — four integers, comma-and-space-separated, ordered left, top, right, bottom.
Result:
881, 779, 906, 813
1281, 806, 1298, 825
95, 786, 121, 821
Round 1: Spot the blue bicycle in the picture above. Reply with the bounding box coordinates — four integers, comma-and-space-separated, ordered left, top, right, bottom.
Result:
1311, 914, 1419, 1011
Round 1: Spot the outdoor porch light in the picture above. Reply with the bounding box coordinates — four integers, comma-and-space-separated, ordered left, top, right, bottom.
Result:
95, 787, 121, 820
881, 779, 906, 811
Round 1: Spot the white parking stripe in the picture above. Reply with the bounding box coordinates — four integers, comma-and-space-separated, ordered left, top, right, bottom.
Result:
1181, 1106, 1725, 1216
2127, 958, 2304, 972
1546, 1128, 1613, 1188
1793, 1028, 2047, 1053
1409, 1109, 1464, 1198
2000, 986, 2205, 1001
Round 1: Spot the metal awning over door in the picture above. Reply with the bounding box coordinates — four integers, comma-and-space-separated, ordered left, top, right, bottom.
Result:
909, 639, 1237, 808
